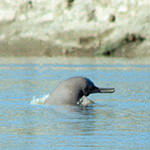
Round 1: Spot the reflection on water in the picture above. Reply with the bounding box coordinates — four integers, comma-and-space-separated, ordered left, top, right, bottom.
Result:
0, 57, 150, 150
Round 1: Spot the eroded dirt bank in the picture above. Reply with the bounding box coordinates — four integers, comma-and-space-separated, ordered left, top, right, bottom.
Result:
0, 0, 150, 57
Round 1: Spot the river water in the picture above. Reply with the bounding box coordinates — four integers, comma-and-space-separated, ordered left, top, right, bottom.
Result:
0, 57, 150, 150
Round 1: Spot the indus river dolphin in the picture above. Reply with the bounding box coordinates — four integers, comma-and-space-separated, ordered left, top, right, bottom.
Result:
45, 77, 115, 106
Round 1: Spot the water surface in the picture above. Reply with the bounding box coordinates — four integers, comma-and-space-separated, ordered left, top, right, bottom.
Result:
0, 57, 150, 150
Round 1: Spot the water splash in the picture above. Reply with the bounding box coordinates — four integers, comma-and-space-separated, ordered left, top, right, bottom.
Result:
30, 94, 49, 105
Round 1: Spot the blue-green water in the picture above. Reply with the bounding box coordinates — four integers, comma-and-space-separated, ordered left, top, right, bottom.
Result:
0, 58, 150, 150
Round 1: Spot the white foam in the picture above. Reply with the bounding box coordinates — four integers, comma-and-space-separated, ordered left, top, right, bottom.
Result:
30, 94, 49, 105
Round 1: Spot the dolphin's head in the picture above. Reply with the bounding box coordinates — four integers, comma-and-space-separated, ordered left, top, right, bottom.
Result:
82, 78, 115, 96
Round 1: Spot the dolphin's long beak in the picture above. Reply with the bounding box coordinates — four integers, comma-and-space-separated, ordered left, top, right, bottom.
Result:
99, 87, 115, 93
92, 86, 115, 93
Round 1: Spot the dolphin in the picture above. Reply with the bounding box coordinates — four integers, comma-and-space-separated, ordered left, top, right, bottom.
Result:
45, 76, 115, 105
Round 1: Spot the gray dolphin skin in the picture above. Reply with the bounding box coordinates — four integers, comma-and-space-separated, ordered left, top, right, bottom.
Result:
45, 76, 115, 105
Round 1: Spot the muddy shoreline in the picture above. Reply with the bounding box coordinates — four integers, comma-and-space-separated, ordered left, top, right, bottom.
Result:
0, 57, 150, 65
0, 0, 150, 57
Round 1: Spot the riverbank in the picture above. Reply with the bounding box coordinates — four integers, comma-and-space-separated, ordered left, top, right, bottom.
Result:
0, 0, 150, 57
0, 57, 150, 65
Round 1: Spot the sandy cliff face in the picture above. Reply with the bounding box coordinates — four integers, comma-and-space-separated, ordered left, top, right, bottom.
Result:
0, 0, 150, 57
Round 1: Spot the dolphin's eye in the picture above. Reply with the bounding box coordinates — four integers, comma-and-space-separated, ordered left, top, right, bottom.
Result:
89, 84, 94, 91
88, 86, 92, 91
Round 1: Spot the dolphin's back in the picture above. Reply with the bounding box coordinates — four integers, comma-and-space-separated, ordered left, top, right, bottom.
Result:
45, 77, 86, 105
